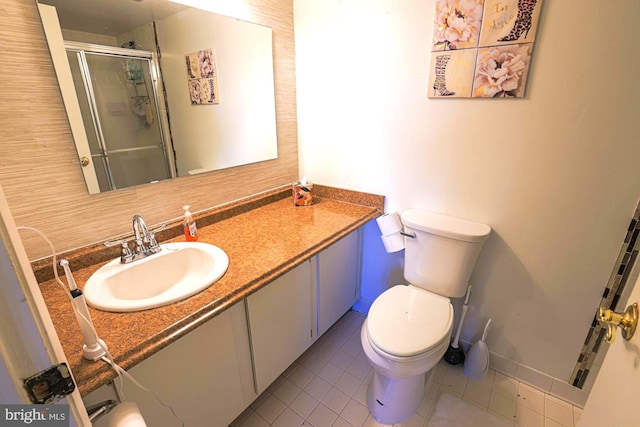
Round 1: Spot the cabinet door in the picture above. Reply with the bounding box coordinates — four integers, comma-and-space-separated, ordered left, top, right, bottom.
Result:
85, 303, 251, 427
317, 230, 360, 336
246, 260, 313, 393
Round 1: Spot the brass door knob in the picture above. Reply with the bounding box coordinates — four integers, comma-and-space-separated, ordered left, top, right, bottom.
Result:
80, 157, 90, 167
598, 303, 638, 343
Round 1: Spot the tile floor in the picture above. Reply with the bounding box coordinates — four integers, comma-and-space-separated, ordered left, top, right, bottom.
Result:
230, 311, 583, 427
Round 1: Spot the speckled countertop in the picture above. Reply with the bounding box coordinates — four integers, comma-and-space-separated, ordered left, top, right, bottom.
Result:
36, 185, 383, 397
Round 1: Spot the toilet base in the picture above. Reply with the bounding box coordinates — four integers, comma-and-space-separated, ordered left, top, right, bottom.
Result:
366, 369, 426, 424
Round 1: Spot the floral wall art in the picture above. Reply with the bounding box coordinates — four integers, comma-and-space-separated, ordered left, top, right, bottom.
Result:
429, 0, 543, 99
185, 48, 220, 105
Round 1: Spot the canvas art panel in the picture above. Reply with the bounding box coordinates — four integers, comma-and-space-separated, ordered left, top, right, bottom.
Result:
428, 0, 542, 99
472, 44, 532, 97
432, 0, 484, 51
429, 50, 477, 98
479, 0, 542, 46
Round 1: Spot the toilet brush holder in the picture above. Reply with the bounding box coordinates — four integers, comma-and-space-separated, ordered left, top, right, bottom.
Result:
463, 319, 492, 381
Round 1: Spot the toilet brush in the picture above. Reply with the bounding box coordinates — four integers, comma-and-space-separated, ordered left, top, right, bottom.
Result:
443, 286, 471, 365
464, 319, 492, 381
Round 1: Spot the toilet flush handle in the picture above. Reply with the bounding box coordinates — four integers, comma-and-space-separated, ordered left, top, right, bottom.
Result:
598, 303, 638, 343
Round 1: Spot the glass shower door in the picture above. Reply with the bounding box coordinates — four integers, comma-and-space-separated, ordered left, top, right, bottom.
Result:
66, 48, 172, 191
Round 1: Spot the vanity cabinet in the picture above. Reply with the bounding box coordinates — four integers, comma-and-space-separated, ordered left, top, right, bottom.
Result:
316, 230, 360, 336
83, 302, 255, 427
246, 260, 315, 394
245, 229, 361, 393
82, 230, 362, 425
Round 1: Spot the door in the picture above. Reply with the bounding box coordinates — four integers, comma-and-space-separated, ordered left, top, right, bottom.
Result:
246, 260, 314, 393
578, 273, 640, 425
317, 230, 360, 335
66, 48, 173, 191
0, 185, 89, 425
87, 304, 251, 427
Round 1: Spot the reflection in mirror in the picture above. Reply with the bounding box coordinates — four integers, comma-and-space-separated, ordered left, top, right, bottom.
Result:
37, 0, 278, 194
65, 43, 173, 191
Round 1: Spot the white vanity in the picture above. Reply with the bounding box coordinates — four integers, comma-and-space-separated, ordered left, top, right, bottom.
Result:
83, 231, 361, 426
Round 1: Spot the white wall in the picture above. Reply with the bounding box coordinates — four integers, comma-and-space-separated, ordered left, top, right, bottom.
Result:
294, 0, 640, 380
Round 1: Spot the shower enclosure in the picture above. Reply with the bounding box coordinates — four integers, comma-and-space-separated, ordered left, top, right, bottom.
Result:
65, 42, 174, 192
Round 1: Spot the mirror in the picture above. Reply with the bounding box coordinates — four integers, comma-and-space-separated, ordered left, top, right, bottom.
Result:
37, 0, 278, 193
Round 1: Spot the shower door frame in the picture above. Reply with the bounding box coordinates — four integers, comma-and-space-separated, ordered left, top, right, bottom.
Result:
64, 41, 176, 191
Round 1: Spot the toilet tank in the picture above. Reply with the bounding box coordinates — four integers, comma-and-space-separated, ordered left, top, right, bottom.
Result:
401, 209, 491, 298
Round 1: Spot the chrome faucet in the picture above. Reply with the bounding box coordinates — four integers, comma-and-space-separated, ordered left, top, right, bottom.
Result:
132, 214, 160, 255
105, 215, 165, 264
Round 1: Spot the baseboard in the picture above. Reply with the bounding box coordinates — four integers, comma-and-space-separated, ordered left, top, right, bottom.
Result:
464, 341, 590, 408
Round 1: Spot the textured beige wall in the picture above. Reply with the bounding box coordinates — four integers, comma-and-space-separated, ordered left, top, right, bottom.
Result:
0, 0, 298, 260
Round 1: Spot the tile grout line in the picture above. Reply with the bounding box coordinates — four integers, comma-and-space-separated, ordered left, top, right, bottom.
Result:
232, 310, 583, 427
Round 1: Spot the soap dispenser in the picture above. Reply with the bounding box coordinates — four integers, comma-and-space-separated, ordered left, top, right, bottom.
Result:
183, 205, 198, 242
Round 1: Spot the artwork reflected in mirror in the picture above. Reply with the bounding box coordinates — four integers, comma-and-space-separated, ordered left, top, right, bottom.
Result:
38, 0, 278, 193
186, 48, 220, 105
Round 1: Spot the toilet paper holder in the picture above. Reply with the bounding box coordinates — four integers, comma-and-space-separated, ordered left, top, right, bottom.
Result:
87, 399, 118, 423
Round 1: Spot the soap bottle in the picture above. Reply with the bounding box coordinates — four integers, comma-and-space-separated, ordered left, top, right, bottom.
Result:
183, 205, 198, 242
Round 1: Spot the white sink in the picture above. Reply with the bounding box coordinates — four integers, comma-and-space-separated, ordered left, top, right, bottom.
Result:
84, 242, 229, 312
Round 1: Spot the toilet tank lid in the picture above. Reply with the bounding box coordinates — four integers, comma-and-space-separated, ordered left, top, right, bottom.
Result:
401, 210, 491, 243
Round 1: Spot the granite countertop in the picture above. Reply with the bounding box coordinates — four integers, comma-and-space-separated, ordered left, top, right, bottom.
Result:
36, 185, 383, 396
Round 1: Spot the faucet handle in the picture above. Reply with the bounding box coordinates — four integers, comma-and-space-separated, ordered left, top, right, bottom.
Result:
104, 238, 130, 250
147, 224, 166, 253
149, 223, 167, 235
104, 239, 134, 263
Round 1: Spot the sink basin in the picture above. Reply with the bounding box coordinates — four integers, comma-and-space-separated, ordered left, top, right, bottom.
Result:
84, 242, 229, 312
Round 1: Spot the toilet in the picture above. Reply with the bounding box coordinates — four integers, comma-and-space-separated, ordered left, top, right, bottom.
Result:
361, 209, 491, 424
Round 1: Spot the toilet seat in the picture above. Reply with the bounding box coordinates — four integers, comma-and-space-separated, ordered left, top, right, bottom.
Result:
367, 285, 453, 358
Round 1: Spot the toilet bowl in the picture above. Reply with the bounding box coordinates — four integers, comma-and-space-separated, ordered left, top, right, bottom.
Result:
361, 284, 452, 424
361, 209, 491, 424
